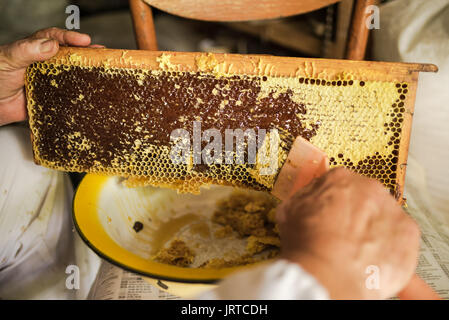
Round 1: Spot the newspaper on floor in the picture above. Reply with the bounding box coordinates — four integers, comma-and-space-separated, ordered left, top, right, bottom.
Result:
87, 261, 180, 300
403, 158, 449, 299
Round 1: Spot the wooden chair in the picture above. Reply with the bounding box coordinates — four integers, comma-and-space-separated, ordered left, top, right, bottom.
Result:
129, 0, 378, 60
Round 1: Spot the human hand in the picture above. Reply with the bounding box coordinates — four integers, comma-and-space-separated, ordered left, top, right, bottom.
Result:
0, 27, 101, 126
277, 167, 421, 299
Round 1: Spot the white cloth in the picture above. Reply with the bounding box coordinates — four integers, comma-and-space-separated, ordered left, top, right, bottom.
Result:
198, 259, 329, 300
0, 125, 100, 299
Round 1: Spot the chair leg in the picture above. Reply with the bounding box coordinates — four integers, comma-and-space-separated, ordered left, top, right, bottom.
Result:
345, 0, 379, 60
129, 0, 158, 50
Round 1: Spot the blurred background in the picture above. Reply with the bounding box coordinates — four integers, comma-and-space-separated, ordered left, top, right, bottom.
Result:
0, 0, 388, 57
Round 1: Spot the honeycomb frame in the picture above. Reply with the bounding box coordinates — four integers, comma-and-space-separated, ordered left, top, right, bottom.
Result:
25, 47, 437, 202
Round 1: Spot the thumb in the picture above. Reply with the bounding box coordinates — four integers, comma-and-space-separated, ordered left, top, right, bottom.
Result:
2, 38, 59, 69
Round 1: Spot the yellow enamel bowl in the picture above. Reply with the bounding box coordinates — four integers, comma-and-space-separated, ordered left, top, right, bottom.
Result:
73, 174, 270, 298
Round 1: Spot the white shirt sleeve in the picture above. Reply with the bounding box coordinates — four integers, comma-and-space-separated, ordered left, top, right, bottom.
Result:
197, 259, 329, 300
0, 125, 100, 299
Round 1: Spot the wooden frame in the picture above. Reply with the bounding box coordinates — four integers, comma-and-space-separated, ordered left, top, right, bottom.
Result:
27, 47, 437, 202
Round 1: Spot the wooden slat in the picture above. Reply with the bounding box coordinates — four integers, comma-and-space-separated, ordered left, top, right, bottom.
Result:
325, 0, 354, 58
52, 47, 437, 82
396, 72, 418, 202
345, 0, 379, 60
144, 0, 339, 21
129, 0, 158, 50
224, 20, 322, 56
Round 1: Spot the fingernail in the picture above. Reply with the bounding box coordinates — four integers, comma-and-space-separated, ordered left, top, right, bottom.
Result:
39, 39, 55, 53
90, 44, 105, 48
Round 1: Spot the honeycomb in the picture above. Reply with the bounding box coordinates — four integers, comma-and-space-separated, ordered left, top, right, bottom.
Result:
153, 239, 195, 267
25, 48, 420, 199
153, 191, 281, 269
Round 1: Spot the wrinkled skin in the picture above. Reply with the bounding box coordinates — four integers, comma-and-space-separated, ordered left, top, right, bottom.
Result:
0, 27, 101, 126
277, 167, 420, 299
